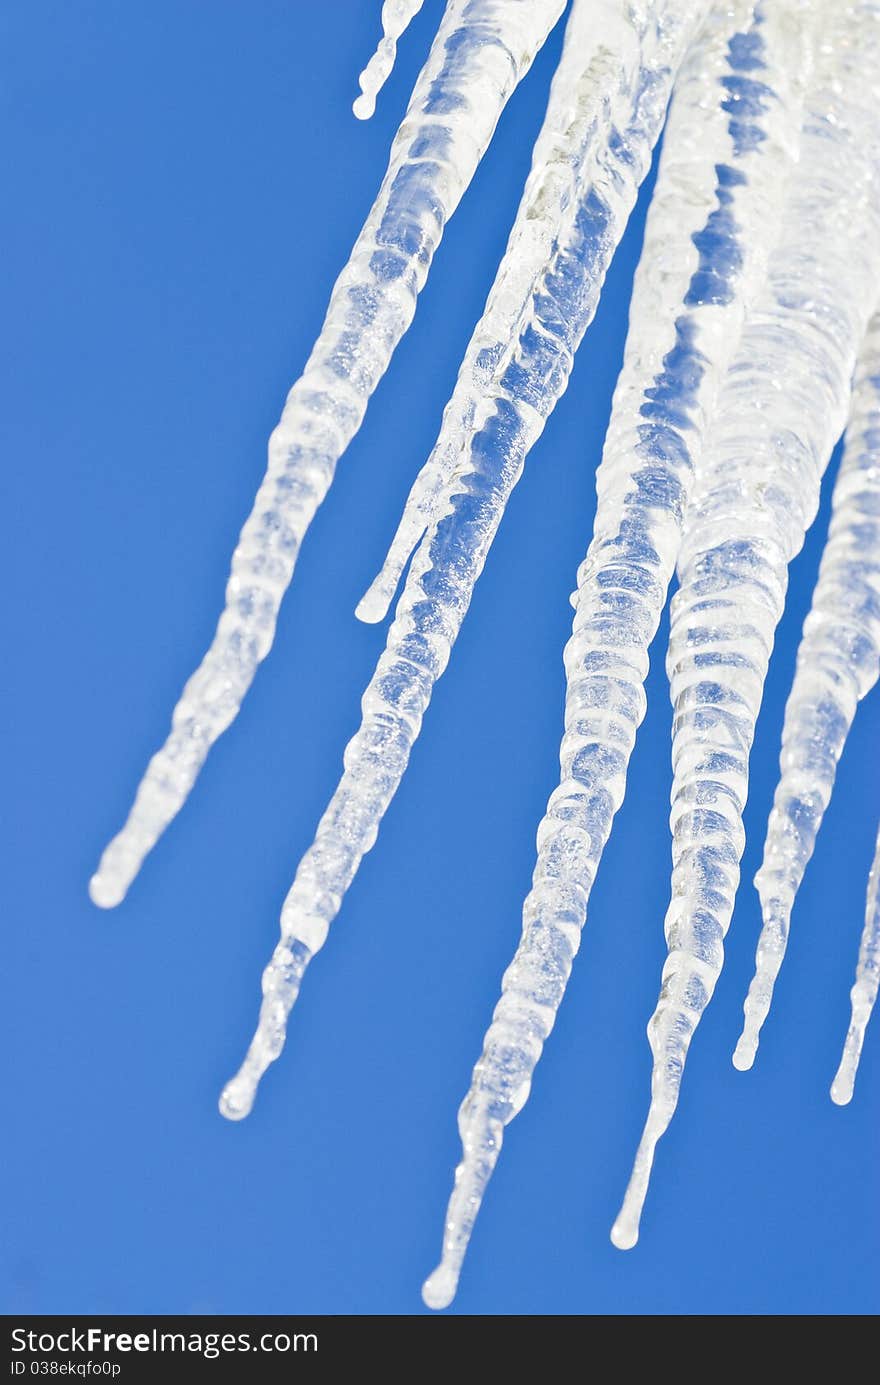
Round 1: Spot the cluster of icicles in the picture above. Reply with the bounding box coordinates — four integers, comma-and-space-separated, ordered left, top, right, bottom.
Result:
90, 0, 880, 1308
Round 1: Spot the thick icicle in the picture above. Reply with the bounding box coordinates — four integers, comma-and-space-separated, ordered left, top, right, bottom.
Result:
832, 822, 880, 1104
354, 2, 427, 121
220, 0, 706, 1137
614, 3, 880, 1253
735, 310, 880, 1070
88, 0, 566, 909
425, 0, 808, 1306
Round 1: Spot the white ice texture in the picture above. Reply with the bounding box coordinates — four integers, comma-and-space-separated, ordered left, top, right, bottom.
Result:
736, 307, 880, 1076
221, 0, 709, 1129
90, 0, 880, 1310
354, 2, 427, 120
90, 0, 566, 909
833, 820, 880, 1105
614, 0, 880, 1252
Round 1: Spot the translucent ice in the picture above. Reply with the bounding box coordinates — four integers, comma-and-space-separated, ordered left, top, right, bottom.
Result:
426, 0, 807, 1301
736, 308, 880, 1071
614, 1, 880, 1252
87, 0, 880, 1309
354, 2, 427, 120
221, 0, 706, 1135
89, 0, 565, 909
832, 822, 880, 1104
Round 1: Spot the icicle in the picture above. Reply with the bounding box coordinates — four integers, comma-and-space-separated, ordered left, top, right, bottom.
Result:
88, 0, 566, 909
354, 2, 427, 121
425, 0, 809, 1305
613, 3, 880, 1253
220, 0, 706, 1134
356, 0, 740, 630
832, 822, 880, 1104
356, 0, 623, 626
735, 309, 880, 1070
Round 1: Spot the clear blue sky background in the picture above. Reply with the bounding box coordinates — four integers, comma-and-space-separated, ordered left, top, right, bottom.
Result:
3, 1, 878, 1316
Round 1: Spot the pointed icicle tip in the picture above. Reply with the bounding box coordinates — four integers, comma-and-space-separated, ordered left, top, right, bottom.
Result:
353, 4, 426, 122
88, 871, 125, 910
613, 1112, 665, 1251
734, 895, 793, 1071
611, 1178, 647, 1252
354, 576, 392, 624
352, 93, 376, 122
829, 1066, 855, 1107
732, 1034, 757, 1071
609, 1217, 639, 1251
218, 1078, 255, 1122
421, 1262, 458, 1311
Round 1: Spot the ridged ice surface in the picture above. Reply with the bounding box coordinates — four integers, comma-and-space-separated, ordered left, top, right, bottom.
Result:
85, 0, 880, 1311
357, 0, 640, 624
613, 2, 880, 1253
220, 0, 704, 1143
88, 0, 565, 909
354, 2, 427, 121
736, 309, 880, 1071
425, 0, 807, 1305
832, 821, 880, 1104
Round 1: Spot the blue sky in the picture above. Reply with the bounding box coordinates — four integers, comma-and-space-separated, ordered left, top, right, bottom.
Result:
3, 1, 878, 1314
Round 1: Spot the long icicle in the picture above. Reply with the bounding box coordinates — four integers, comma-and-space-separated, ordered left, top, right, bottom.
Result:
355, 0, 641, 627
832, 821, 880, 1104
88, 0, 566, 909
613, 1, 880, 1253
219, 0, 708, 1135
354, 2, 427, 121
735, 309, 880, 1070
424, 0, 809, 1308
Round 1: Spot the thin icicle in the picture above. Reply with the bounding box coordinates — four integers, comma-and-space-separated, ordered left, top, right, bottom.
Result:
735, 310, 880, 1070
89, 0, 565, 909
356, 0, 627, 626
832, 822, 880, 1104
354, 2, 427, 121
220, 0, 706, 1139
614, 2, 880, 1254
426, 0, 809, 1305
358, 0, 817, 623
355, 5, 752, 631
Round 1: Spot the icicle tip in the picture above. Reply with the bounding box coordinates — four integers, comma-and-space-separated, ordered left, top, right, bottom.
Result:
354, 576, 393, 624
352, 93, 376, 122
734, 895, 794, 1070
731, 1033, 757, 1072
89, 829, 147, 908
609, 1215, 639, 1251
218, 1076, 256, 1122
88, 869, 126, 910
613, 1118, 664, 1250
421, 1261, 458, 1311
829, 1065, 855, 1106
